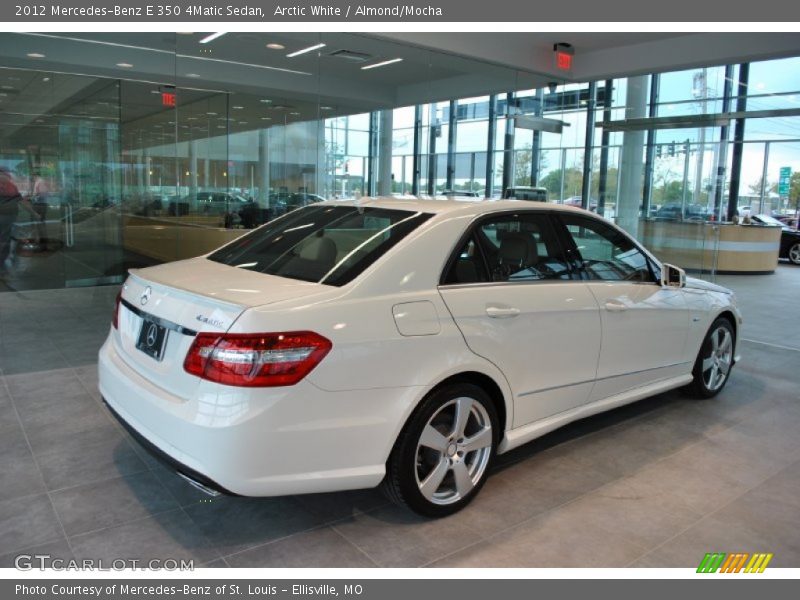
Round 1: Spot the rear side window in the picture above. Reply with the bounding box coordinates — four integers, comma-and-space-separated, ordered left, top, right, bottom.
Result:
443, 212, 571, 284
208, 205, 432, 286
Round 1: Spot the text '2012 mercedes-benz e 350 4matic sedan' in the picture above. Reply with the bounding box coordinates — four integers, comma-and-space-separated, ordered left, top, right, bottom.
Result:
99, 198, 742, 517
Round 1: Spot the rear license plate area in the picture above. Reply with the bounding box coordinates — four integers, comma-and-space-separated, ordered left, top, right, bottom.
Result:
136, 319, 169, 361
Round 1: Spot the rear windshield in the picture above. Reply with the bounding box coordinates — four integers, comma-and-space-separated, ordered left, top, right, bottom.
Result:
207, 205, 433, 286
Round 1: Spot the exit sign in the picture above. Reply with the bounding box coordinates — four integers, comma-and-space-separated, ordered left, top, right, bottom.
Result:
161, 92, 176, 107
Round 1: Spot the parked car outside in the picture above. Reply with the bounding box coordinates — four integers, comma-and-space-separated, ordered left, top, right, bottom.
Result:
751, 214, 800, 265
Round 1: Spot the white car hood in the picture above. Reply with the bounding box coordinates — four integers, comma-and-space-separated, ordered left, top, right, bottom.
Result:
684, 276, 733, 295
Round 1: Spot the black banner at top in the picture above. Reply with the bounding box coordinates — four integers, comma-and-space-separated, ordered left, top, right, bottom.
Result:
3, 0, 800, 22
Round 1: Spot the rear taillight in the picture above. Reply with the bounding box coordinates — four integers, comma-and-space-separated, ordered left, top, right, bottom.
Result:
184, 331, 332, 387
112, 290, 122, 329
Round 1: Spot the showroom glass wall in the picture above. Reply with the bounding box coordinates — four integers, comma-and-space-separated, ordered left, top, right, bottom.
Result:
1, 33, 799, 292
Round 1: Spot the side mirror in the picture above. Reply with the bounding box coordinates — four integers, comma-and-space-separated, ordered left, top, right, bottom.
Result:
661, 263, 686, 288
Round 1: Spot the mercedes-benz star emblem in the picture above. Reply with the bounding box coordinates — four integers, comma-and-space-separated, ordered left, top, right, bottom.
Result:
145, 323, 158, 348
140, 286, 151, 306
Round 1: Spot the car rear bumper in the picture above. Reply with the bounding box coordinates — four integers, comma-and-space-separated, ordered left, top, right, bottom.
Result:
98, 335, 421, 496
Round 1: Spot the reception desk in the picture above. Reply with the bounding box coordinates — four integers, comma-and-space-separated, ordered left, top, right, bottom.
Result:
640, 220, 782, 274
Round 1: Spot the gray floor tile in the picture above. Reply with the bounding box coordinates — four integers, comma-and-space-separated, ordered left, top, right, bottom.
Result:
0, 537, 73, 569
50, 471, 178, 537
0, 494, 64, 556
225, 527, 376, 568
34, 425, 148, 491
0, 429, 46, 502
69, 509, 220, 566
183, 496, 323, 556
332, 504, 483, 567
290, 489, 389, 524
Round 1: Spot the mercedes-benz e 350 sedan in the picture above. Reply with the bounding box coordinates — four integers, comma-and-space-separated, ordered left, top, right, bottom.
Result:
99, 198, 741, 517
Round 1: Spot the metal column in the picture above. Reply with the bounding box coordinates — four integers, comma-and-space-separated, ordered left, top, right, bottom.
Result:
728, 63, 749, 221
581, 82, 597, 209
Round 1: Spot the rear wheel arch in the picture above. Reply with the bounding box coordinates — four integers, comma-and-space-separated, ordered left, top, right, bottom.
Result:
426, 371, 509, 435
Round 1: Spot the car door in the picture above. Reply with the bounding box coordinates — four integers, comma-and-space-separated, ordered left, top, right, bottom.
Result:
438, 211, 602, 428
555, 213, 690, 402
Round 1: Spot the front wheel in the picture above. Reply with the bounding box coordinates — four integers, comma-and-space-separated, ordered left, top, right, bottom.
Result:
382, 383, 498, 518
685, 317, 736, 398
788, 242, 800, 265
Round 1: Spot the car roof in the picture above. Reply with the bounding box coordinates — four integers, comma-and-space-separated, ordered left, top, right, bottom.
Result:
314, 196, 594, 218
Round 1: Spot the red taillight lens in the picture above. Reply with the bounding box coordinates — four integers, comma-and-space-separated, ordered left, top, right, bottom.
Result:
184, 331, 332, 387
112, 290, 122, 329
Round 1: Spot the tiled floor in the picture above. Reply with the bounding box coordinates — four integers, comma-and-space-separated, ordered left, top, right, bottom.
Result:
0, 266, 799, 568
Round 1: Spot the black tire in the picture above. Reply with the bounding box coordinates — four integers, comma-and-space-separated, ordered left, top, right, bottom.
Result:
382, 382, 499, 518
685, 317, 736, 399
788, 242, 800, 266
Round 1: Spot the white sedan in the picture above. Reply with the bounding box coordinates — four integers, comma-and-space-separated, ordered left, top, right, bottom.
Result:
99, 198, 741, 517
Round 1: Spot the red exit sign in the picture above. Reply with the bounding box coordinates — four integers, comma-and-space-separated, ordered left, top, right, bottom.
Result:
162, 92, 176, 107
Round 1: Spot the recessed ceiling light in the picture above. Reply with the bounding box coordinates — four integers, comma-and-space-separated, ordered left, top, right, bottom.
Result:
206, 112, 217, 116
286, 43, 326, 58
289, 112, 301, 116
239, 121, 248, 124
259, 99, 272, 104
260, 117, 271, 121
42, 77, 50, 82
27, 53, 45, 58
361, 58, 403, 70
232, 105, 244, 110
116, 62, 134, 68
1, 85, 14, 90
320, 106, 334, 110
186, 73, 201, 78
217, 125, 226, 129
199, 32, 227, 44
151, 89, 161, 94
177, 32, 194, 35
266, 43, 285, 50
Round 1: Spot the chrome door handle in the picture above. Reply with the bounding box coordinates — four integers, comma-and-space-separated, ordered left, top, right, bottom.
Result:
604, 299, 628, 312
486, 305, 520, 318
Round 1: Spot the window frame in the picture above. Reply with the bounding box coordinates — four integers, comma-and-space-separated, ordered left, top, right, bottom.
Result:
552, 212, 660, 285
438, 209, 574, 287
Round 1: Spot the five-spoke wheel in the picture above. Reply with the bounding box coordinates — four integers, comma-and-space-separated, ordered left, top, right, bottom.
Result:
382, 383, 498, 517
686, 317, 736, 398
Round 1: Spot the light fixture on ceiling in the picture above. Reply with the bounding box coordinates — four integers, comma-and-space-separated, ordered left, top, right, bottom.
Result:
289, 112, 301, 116
320, 106, 334, 111
116, 62, 134, 68
199, 32, 227, 44
232, 105, 244, 109
1, 85, 14, 90
206, 112, 217, 116
361, 58, 403, 70
42, 77, 50, 82
26, 53, 46, 58
286, 43, 326, 58
259, 99, 272, 104
151, 89, 161, 94
177, 32, 194, 35
266, 43, 285, 50
260, 117, 271, 121
186, 73, 201, 78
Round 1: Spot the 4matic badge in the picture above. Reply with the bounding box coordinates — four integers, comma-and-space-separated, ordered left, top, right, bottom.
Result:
196, 315, 225, 328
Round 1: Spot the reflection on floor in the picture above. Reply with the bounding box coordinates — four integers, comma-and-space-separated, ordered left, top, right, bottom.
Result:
0, 266, 798, 568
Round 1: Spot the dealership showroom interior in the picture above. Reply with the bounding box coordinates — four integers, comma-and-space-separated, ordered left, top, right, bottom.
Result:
1, 30, 800, 570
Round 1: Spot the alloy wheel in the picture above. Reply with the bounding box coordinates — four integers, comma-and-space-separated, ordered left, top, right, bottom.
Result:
701, 325, 733, 392
414, 396, 493, 505
789, 243, 800, 265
